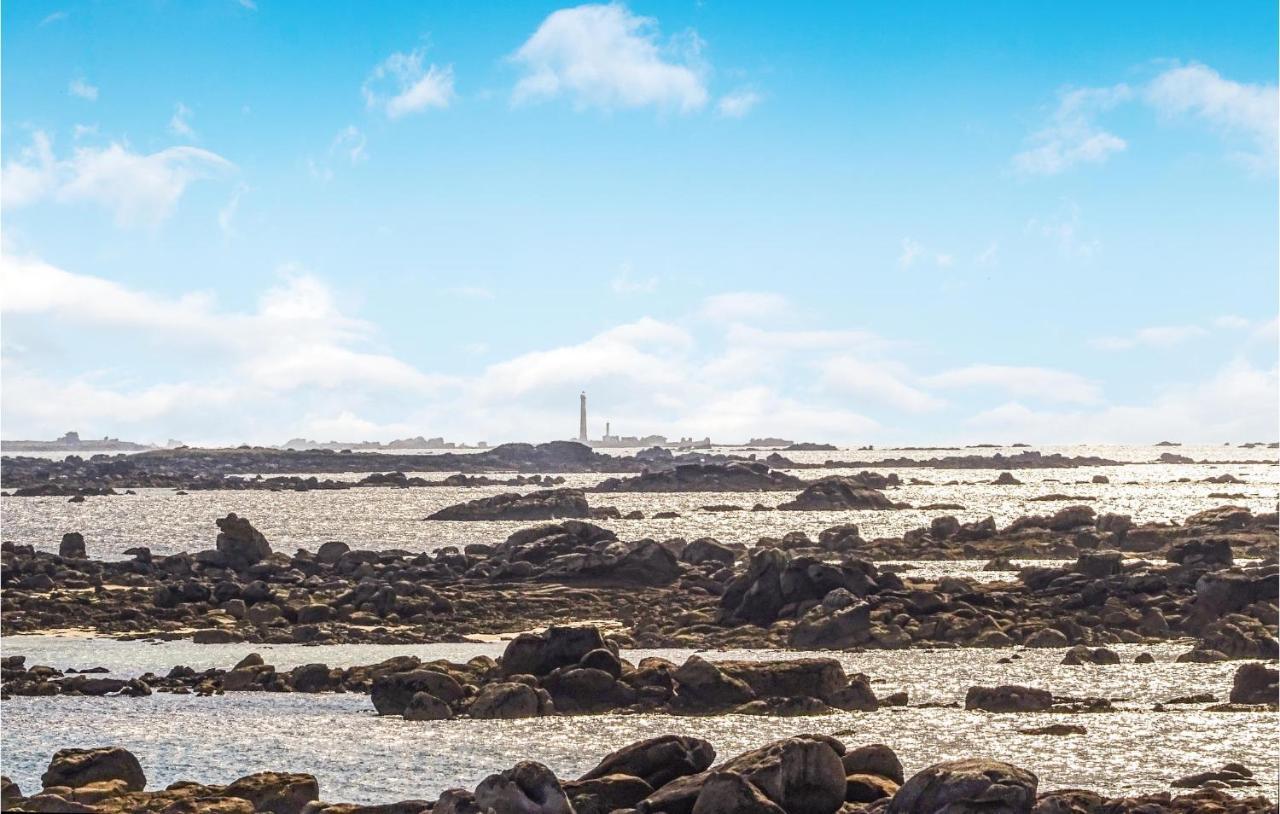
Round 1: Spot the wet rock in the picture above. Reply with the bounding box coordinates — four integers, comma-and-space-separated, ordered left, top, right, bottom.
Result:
1073, 550, 1122, 579
690, 771, 785, 814
562, 774, 653, 814
777, 477, 900, 511
1023, 628, 1070, 648
593, 462, 805, 493
789, 602, 872, 649
993, 472, 1022, 485
640, 735, 847, 814
1060, 645, 1120, 666
215, 514, 272, 568
470, 682, 546, 719
888, 758, 1037, 813
59, 532, 86, 559
427, 489, 591, 521
580, 735, 716, 789
371, 670, 464, 715
225, 772, 319, 814
845, 773, 899, 803
500, 626, 608, 678
1229, 663, 1278, 705
841, 744, 904, 785
1167, 539, 1234, 569
2, 776, 21, 807
672, 656, 755, 711
965, 685, 1053, 713
1018, 724, 1086, 736
404, 692, 453, 721
473, 761, 573, 814
40, 747, 146, 792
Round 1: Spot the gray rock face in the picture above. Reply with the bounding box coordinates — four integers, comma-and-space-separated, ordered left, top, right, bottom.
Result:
59, 532, 86, 559
427, 488, 591, 521
370, 670, 464, 715
964, 685, 1053, 713
789, 602, 872, 649
474, 761, 573, 814
690, 771, 785, 814
777, 477, 900, 511
1229, 662, 1279, 705
671, 656, 756, 711
888, 758, 1037, 813
469, 682, 545, 719
40, 747, 146, 792
500, 626, 609, 678
215, 513, 272, 568
842, 744, 904, 785
593, 462, 806, 493
640, 735, 847, 814
579, 735, 716, 789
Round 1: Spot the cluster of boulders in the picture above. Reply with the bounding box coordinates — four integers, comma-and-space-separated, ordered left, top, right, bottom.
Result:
777, 475, 907, 511
766, 449, 1123, 470
6, 737, 1273, 814
427, 489, 604, 521
592, 462, 807, 493
370, 626, 885, 721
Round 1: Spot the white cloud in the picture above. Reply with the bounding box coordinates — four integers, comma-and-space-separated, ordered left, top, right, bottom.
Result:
511, 3, 708, 112
331, 125, 368, 164
1014, 84, 1131, 175
1145, 62, 1278, 171
237, 0, 257, 9
820, 356, 945, 413
68, 78, 98, 101
717, 89, 761, 118
966, 360, 1278, 443
1, 132, 234, 226
39, 11, 68, 26
924, 365, 1102, 405
700, 291, 791, 322
975, 242, 999, 266
611, 263, 657, 294
363, 49, 454, 119
218, 183, 247, 237
169, 102, 196, 138
1213, 315, 1251, 330
1090, 324, 1208, 351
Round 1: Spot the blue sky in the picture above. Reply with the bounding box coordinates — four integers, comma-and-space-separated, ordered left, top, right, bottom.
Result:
2, 0, 1277, 445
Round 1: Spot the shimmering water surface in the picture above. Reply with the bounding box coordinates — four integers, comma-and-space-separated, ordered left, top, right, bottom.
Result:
1, 445, 1276, 803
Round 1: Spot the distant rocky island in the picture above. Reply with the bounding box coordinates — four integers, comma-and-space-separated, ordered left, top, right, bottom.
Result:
0, 431, 154, 453
280, 436, 487, 451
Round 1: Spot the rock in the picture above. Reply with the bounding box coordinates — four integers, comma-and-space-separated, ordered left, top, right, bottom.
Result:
888, 758, 1037, 814
1018, 724, 1086, 736
1073, 550, 1122, 579
59, 532, 87, 559
777, 478, 899, 511
593, 462, 805, 493
690, 772, 785, 814
215, 514, 272, 568
579, 648, 623, 679
1023, 628, 1069, 648
371, 670, 464, 715
965, 685, 1053, 713
563, 774, 653, 814
640, 736, 846, 814
845, 773, 899, 803
681, 539, 737, 566
470, 682, 545, 719
993, 472, 1022, 485
672, 656, 756, 711
315, 541, 350, 564
842, 744, 904, 785
404, 692, 453, 721
1047, 505, 1095, 531
2, 776, 22, 807
1167, 539, 1234, 569
501, 626, 608, 678
225, 772, 319, 814
40, 747, 146, 792
290, 664, 334, 693
1060, 646, 1120, 666
789, 602, 872, 649
1229, 663, 1278, 705
427, 489, 591, 521
580, 735, 716, 789
716, 659, 847, 702
473, 761, 573, 814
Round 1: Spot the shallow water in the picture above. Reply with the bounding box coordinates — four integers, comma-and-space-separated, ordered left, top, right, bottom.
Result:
1, 445, 1276, 804
2, 457, 1275, 560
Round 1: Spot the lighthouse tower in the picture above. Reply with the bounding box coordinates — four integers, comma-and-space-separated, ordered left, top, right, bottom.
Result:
578, 392, 588, 443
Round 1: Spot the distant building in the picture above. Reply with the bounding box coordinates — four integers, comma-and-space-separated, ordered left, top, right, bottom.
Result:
579, 392, 588, 443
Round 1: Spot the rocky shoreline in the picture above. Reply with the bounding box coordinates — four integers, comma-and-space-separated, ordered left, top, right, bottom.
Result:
3, 736, 1273, 813
2, 507, 1276, 658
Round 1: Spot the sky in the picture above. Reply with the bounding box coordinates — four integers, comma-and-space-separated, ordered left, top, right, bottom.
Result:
1, 0, 1277, 446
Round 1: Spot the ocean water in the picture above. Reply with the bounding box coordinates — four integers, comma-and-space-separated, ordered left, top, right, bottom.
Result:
1, 445, 1276, 804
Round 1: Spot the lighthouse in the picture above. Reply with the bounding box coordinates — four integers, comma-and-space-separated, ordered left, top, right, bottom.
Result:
578, 392, 588, 443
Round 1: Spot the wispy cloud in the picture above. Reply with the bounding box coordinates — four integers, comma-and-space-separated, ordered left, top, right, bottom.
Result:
1145, 62, 1279, 172
924, 365, 1102, 405
68, 78, 99, 101
1014, 84, 1131, 175
39, 11, 68, 26
717, 89, 761, 118
363, 48, 455, 119
1, 131, 234, 226
511, 3, 708, 112
169, 102, 196, 138
1091, 324, 1208, 351
611, 263, 657, 294
898, 238, 953, 269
